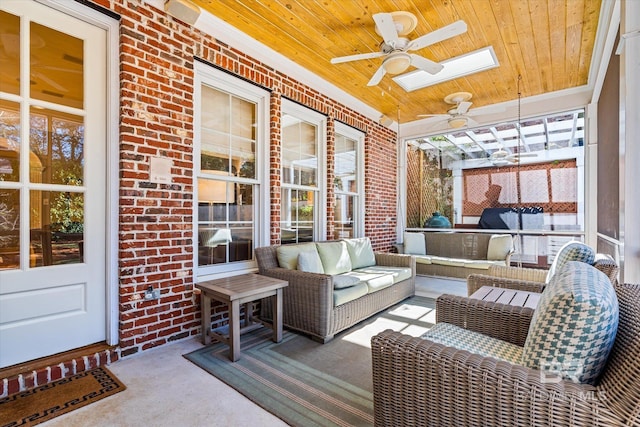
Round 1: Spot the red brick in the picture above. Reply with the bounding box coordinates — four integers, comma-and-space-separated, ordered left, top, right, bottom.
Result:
36, 369, 48, 386
87, 356, 99, 369
75, 358, 86, 373
7, 377, 20, 395
62, 361, 73, 376
50, 365, 63, 382
23, 372, 35, 389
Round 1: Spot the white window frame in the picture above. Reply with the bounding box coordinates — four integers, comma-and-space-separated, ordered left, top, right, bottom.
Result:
334, 122, 365, 238
280, 99, 327, 242
193, 62, 269, 280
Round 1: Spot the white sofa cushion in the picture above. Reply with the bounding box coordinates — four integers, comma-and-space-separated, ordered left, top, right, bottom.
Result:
332, 274, 361, 289
487, 234, 514, 260
344, 266, 412, 292
429, 256, 465, 267
333, 282, 368, 306
462, 260, 492, 269
276, 243, 318, 270
414, 255, 432, 265
343, 237, 376, 269
297, 250, 324, 274
316, 241, 353, 275
403, 232, 426, 255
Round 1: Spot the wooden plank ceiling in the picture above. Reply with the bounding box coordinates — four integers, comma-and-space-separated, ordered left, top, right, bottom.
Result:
192, 0, 602, 125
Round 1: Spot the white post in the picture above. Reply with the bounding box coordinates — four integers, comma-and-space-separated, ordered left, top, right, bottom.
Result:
620, 0, 640, 282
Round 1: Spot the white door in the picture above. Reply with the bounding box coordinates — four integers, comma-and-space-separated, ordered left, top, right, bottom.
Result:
0, 0, 107, 368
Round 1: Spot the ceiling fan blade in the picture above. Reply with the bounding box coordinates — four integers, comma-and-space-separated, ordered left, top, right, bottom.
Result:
456, 101, 473, 114
466, 117, 479, 127
424, 118, 451, 130
407, 20, 467, 51
367, 65, 386, 86
330, 51, 385, 64
373, 13, 400, 47
409, 54, 443, 75
512, 153, 538, 158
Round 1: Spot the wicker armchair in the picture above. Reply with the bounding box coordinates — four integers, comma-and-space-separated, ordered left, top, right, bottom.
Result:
371, 282, 640, 427
467, 253, 619, 296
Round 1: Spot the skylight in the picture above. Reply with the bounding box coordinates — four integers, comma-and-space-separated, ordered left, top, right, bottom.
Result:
394, 46, 499, 92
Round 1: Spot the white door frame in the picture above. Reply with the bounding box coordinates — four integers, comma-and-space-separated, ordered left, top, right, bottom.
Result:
38, 0, 120, 346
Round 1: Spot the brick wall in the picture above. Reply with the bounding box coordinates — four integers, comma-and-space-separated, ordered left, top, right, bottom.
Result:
91, 0, 398, 359
0, 348, 118, 397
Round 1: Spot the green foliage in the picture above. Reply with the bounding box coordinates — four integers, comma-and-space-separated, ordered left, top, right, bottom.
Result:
297, 205, 313, 220
50, 192, 83, 234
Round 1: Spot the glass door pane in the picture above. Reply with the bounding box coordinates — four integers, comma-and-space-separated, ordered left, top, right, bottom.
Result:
0, 189, 19, 270
30, 21, 84, 109
0, 10, 86, 269
0, 10, 20, 96
0, 101, 21, 182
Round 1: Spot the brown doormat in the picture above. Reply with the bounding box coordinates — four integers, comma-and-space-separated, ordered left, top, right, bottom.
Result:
0, 366, 126, 427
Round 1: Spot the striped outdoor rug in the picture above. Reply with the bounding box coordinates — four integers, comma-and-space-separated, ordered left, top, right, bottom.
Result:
184, 296, 435, 427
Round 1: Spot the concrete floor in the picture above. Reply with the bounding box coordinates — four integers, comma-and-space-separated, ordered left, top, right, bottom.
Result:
42, 276, 465, 427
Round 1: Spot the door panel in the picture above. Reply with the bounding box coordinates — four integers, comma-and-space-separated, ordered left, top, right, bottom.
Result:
0, 0, 106, 368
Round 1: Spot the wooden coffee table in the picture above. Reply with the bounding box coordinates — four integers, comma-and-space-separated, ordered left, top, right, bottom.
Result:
196, 273, 288, 361
469, 285, 541, 309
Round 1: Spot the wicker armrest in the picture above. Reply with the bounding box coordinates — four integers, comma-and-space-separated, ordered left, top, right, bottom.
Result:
467, 273, 546, 296
487, 264, 548, 282
436, 294, 534, 346
371, 330, 616, 427
375, 252, 414, 268
593, 254, 619, 285
259, 267, 333, 336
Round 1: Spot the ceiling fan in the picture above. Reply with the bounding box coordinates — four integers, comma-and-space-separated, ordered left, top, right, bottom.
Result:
467, 143, 539, 167
330, 11, 467, 87
418, 92, 506, 129
485, 147, 538, 165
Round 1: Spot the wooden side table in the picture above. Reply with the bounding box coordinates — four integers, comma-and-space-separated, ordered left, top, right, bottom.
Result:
469, 285, 541, 309
196, 273, 288, 362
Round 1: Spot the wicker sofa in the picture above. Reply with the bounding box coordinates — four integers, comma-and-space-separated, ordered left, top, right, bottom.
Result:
398, 231, 514, 279
371, 263, 640, 426
467, 245, 620, 296
256, 238, 415, 343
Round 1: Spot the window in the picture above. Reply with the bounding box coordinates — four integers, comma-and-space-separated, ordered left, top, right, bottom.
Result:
194, 63, 269, 276
280, 100, 326, 244
333, 122, 364, 239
